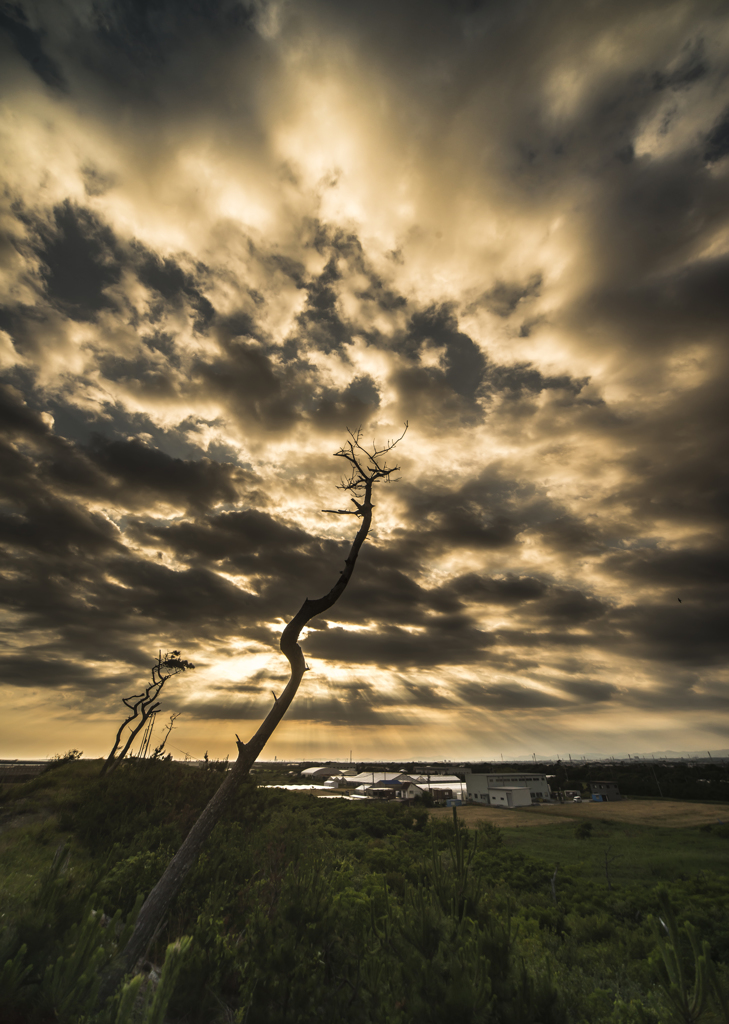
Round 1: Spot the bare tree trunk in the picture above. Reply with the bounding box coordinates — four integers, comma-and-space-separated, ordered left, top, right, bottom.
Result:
101, 716, 135, 776
107, 700, 161, 772
100, 467, 385, 999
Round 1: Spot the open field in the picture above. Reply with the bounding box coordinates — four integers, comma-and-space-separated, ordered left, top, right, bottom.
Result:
430, 798, 729, 886
500, 819, 729, 885
430, 797, 729, 829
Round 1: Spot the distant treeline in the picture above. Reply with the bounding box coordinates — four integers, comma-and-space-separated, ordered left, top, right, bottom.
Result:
474, 761, 729, 803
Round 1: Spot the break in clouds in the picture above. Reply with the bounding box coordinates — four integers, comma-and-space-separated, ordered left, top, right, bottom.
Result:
0, 0, 728, 758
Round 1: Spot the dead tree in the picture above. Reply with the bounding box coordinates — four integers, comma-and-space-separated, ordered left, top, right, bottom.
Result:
100, 424, 406, 998
136, 711, 158, 760
101, 652, 194, 775
150, 712, 181, 760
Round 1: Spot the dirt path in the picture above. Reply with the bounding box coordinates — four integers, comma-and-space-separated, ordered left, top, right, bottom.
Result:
430, 799, 729, 829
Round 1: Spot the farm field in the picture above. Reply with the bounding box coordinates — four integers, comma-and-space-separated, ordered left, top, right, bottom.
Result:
501, 819, 728, 885
429, 797, 729, 828
428, 799, 729, 888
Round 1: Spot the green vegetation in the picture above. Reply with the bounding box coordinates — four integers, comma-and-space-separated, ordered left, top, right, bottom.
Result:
1, 760, 728, 1023
502, 819, 729, 885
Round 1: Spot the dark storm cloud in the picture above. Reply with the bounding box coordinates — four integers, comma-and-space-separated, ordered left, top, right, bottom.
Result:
392, 471, 533, 558
604, 546, 729, 589
652, 38, 708, 91
0, 384, 247, 512
535, 516, 606, 556
92, 0, 253, 65
35, 202, 122, 319
476, 276, 542, 319
0, 383, 51, 439
304, 619, 495, 668
136, 511, 470, 639
0, 651, 112, 689
317, 556, 462, 627
390, 364, 483, 427
571, 253, 729, 354
448, 574, 547, 604
609, 600, 729, 667
133, 244, 216, 330
0, 492, 122, 556
0, 512, 264, 694
0, 407, 271, 695
135, 509, 340, 610
67, 0, 259, 108
406, 306, 486, 399
296, 255, 350, 354
455, 681, 566, 710
145, 508, 312, 564
195, 342, 299, 433
399, 679, 456, 709
307, 376, 381, 429
606, 373, 729, 532
284, 683, 406, 727
177, 679, 415, 727
108, 557, 258, 625
0, 4, 65, 89
523, 588, 607, 625
484, 364, 588, 400
557, 679, 619, 702
87, 437, 240, 510
704, 108, 729, 163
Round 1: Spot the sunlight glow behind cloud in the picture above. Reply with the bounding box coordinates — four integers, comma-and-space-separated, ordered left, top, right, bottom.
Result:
0, 0, 727, 759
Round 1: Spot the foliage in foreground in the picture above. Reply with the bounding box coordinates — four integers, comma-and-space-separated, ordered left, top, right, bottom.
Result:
0, 760, 728, 1023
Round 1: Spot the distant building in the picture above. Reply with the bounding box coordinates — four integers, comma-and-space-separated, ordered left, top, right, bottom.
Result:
347, 771, 408, 785
352, 776, 466, 802
400, 782, 428, 801
409, 774, 462, 786
464, 772, 550, 805
589, 781, 622, 801
300, 766, 334, 779
487, 787, 533, 809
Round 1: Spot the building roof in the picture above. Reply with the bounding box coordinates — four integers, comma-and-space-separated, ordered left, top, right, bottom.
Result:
411, 774, 462, 784
348, 771, 407, 784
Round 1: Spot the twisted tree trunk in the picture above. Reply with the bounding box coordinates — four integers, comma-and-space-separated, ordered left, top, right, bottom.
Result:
100, 479, 377, 998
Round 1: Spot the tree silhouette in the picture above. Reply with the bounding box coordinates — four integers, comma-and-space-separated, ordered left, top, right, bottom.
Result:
101, 652, 194, 775
101, 425, 407, 993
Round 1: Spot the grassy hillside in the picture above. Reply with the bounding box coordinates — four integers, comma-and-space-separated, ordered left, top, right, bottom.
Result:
1, 760, 728, 1024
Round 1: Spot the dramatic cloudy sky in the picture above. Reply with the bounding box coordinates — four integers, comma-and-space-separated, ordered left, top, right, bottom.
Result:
1, 0, 728, 761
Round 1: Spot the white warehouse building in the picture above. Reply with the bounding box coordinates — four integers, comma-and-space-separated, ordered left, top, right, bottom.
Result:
464, 772, 551, 806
